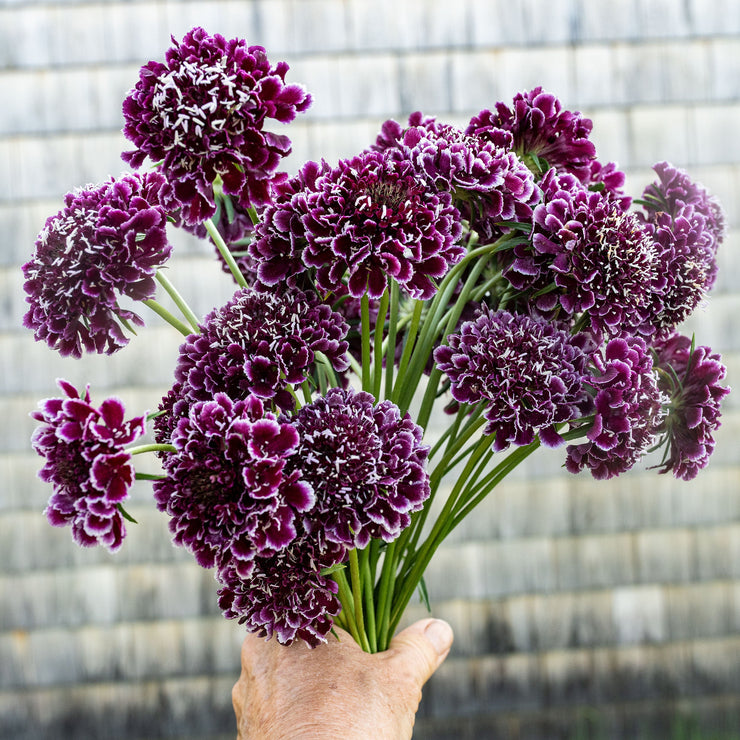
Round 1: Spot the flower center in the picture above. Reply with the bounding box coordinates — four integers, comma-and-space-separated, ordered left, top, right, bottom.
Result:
361, 178, 411, 213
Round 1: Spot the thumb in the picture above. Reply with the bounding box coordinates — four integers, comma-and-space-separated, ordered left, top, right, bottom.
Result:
387, 618, 454, 686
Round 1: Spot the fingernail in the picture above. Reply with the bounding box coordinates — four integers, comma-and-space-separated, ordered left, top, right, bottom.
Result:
424, 619, 453, 656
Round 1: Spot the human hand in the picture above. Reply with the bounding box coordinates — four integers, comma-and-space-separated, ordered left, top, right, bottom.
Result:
232, 618, 454, 740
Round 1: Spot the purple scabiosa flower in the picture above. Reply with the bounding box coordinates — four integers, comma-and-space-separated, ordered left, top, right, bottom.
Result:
22, 173, 171, 358
401, 123, 539, 240
370, 111, 443, 153
174, 287, 349, 412
642, 161, 725, 257
639, 163, 725, 335
122, 27, 311, 225
31, 380, 146, 551
301, 149, 464, 299
467, 87, 596, 181
504, 169, 657, 338
651, 332, 730, 480
153, 393, 314, 576
434, 309, 593, 451
217, 533, 344, 647
289, 388, 431, 549
645, 212, 715, 336
566, 336, 666, 479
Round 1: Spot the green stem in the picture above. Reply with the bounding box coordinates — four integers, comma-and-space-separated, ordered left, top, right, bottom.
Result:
384, 281, 400, 401
412, 256, 489, 431
428, 403, 482, 461
346, 352, 364, 380
142, 299, 193, 336
428, 415, 488, 490
314, 351, 339, 390
433, 446, 497, 550
373, 288, 390, 402
333, 568, 363, 647
348, 549, 371, 652
389, 433, 495, 632
246, 206, 260, 226
118, 315, 138, 336
361, 548, 378, 653
428, 405, 466, 461
447, 441, 541, 532
391, 299, 424, 405
394, 284, 455, 416
375, 539, 398, 652
128, 443, 176, 455
395, 243, 495, 418
415, 367, 443, 432
449, 425, 590, 530
333, 610, 350, 633
411, 432, 493, 565
360, 294, 372, 393
155, 270, 200, 333
204, 217, 248, 288
397, 412, 487, 569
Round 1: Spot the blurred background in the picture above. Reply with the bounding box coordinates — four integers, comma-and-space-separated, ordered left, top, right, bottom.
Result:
1, 1, 739, 738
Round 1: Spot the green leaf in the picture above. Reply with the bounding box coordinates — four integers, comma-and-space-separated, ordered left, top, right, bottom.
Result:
417, 576, 432, 613
117, 503, 138, 524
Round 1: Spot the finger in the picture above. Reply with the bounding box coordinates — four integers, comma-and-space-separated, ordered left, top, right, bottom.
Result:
387, 618, 454, 686
232, 675, 244, 728
240, 630, 267, 664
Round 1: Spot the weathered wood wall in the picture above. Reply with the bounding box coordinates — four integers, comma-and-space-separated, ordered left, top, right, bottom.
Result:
1, 1, 738, 738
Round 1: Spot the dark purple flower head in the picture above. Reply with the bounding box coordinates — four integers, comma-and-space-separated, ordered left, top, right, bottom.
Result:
153, 393, 314, 576
217, 533, 343, 647
566, 336, 666, 479
651, 332, 729, 480
435, 309, 592, 451
505, 170, 657, 338
290, 388, 431, 548
639, 163, 725, 334
175, 287, 350, 412
22, 173, 172, 358
468, 87, 596, 181
401, 123, 539, 239
301, 149, 464, 299
645, 212, 715, 336
122, 27, 311, 224
642, 161, 725, 256
371, 111, 444, 153
31, 380, 146, 551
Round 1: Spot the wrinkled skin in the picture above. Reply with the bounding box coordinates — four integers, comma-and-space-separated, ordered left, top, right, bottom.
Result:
233, 619, 453, 739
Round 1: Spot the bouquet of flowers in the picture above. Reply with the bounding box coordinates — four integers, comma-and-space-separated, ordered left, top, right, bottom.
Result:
23, 28, 730, 653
